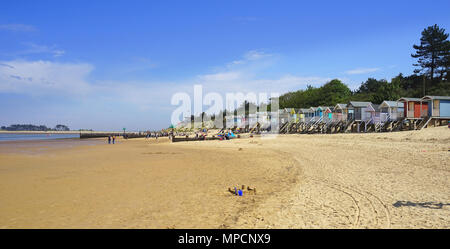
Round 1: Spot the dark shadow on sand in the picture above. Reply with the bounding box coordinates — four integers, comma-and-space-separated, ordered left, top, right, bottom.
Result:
393, 201, 450, 209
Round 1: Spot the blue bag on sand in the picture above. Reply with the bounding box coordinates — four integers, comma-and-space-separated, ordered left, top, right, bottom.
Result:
238, 190, 243, 196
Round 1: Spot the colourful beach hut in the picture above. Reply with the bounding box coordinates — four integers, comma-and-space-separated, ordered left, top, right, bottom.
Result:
420, 96, 450, 118
225, 115, 235, 128
284, 108, 299, 122
379, 101, 404, 122
333, 104, 348, 122
397, 97, 428, 119
278, 109, 290, 124
346, 101, 372, 121
298, 108, 311, 123
306, 107, 317, 122
366, 103, 381, 123
310, 107, 318, 116
256, 111, 270, 128
319, 106, 333, 121
247, 113, 258, 127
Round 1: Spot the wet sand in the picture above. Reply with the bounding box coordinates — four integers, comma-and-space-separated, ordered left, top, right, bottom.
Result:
0, 127, 449, 228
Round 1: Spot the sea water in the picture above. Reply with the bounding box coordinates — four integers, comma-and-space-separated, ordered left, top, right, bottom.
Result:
0, 133, 80, 142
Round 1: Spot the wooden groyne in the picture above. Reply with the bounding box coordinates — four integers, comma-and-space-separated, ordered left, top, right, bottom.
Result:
79, 133, 147, 139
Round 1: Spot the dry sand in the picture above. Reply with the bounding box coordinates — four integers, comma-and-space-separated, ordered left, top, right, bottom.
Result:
0, 127, 449, 228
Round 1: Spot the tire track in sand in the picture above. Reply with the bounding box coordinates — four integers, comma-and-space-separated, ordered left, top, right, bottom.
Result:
292, 155, 391, 228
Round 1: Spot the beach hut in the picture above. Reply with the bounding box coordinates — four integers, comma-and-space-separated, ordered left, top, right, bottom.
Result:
366, 103, 381, 124
298, 108, 310, 123
333, 104, 347, 122
302, 108, 313, 123
309, 107, 320, 122
346, 101, 372, 121
235, 114, 247, 129
256, 111, 269, 122
225, 115, 235, 128
267, 111, 281, 128
256, 111, 270, 130
420, 96, 450, 118
397, 97, 428, 119
319, 106, 333, 122
278, 109, 290, 124
379, 101, 404, 122
284, 108, 299, 122
247, 113, 257, 128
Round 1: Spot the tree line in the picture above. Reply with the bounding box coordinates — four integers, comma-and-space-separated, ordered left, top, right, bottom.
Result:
0, 124, 70, 131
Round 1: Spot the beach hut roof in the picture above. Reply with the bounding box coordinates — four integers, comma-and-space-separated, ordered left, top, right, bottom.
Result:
334, 103, 347, 110
397, 97, 421, 102
347, 101, 372, 108
310, 107, 319, 111
318, 106, 332, 111
421, 95, 450, 101
370, 104, 380, 112
379, 101, 403, 108
299, 108, 311, 113
284, 108, 299, 114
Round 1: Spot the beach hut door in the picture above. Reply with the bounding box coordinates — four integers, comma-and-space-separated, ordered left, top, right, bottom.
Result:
408, 102, 415, 118
433, 100, 439, 117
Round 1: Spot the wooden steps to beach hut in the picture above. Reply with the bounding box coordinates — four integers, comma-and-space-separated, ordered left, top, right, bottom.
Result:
418, 117, 432, 130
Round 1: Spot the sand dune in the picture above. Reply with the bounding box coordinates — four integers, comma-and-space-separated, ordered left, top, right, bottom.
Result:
0, 127, 449, 228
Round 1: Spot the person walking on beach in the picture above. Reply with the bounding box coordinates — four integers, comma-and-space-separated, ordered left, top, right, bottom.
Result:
108, 136, 111, 144
112, 135, 116, 144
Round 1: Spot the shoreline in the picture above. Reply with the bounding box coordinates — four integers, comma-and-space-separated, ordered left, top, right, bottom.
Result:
0, 130, 128, 134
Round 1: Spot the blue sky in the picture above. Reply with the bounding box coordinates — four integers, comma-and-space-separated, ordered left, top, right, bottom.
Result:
1, 0, 449, 131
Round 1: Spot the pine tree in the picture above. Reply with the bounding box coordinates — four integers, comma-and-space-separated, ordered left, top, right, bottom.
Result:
411, 24, 450, 85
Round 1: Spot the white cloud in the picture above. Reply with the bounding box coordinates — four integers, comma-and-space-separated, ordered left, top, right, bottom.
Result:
0, 60, 93, 95
0, 24, 36, 32
345, 67, 380, 75
195, 50, 328, 95
19, 43, 66, 57
244, 50, 271, 61
199, 72, 242, 81
227, 50, 274, 67
52, 50, 66, 57
0, 50, 332, 114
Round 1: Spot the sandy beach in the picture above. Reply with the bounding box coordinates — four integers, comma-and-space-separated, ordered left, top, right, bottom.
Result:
0, 127, 449, 228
